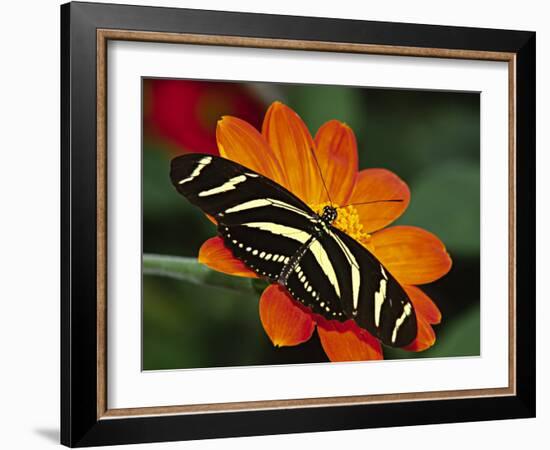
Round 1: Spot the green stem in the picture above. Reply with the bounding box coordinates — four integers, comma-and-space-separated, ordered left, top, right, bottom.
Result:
143, 253, 266, 294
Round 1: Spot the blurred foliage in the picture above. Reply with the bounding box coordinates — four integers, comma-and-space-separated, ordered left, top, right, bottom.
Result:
399, 161, 480, 256
143, 254, 268, 295
142, 79, 480, 370
143, 275, 328, 370
384, 305, 480, 359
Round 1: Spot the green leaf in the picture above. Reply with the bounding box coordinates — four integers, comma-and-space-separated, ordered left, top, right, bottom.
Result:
142, 275, 266, 370
427, 305, 481, 357
285, 85, 366, 139
142, 146, 180, 216
397, 161, 480, 256
358, 90, 480, 180
143, 253, 268, 294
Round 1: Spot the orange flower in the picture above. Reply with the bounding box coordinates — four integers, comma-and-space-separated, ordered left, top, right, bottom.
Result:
199, 101, 451, 361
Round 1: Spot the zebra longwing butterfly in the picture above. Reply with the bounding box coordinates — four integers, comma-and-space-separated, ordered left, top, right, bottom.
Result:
170, 153, 417, 347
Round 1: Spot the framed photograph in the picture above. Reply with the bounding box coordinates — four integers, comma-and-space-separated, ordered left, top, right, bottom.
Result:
61, 1, 535, 447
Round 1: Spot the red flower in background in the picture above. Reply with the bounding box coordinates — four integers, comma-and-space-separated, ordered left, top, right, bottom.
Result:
144, 79, 265, 154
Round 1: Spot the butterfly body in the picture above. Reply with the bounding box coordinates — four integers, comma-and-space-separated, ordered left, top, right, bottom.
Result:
171, 153, 417, 347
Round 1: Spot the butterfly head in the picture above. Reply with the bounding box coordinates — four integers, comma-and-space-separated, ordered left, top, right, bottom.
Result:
321, 205, 338, 224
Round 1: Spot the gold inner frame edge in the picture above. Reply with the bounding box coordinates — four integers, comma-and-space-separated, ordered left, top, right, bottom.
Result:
96, 29, 517, 420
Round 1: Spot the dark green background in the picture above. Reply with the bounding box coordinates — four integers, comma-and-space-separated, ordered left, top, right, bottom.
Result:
142, 81, 480, 370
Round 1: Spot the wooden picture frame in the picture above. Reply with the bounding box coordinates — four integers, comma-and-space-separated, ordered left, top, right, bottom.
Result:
61, 1, 535, 446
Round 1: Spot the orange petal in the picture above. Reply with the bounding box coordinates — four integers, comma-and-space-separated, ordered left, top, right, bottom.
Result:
259, 285, 315, 347
313, 120, 358, 205
349, 168, 410, 233
216, 116, 289, 187
317, 320, 383, 362
261, 102, 324, 203
205, 214, 217, 225
198, 236, 257, 278
404, 285, 441, 325
371, 226, 452, 285
402, 318, 436, 352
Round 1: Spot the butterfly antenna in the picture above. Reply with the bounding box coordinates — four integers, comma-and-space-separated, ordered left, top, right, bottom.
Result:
342, 199, 404, 207
308, 146, 333, 206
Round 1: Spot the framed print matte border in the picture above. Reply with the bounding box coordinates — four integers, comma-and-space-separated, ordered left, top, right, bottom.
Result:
61, 1, 535, 447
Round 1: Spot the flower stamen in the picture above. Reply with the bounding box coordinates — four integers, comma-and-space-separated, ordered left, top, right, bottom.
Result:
313, 202, 372, 248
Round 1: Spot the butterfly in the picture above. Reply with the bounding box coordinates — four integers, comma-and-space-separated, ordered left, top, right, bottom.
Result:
170, 153, 417, 347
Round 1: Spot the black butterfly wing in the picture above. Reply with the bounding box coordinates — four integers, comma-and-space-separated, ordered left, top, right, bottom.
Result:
171, 153, 417, 347
170, 154, 318, 282
282, 233, 348, 321
283, 223, 416, 347
329, 226, 417, 347
171, 154, 314, 218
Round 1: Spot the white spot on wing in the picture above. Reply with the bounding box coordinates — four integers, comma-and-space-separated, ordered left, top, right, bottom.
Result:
198, 174, 248, 197
242, 222, 311, 244
329, 231, 360, 310
374, 278, 387, 328
224, 197, 312, 219
225, 199, 271, 214
391, 303, 413, 344
178, 156, 212, 184
309, 240, 341, 298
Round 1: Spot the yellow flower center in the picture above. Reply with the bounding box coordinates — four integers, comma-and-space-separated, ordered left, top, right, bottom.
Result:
312, 202, 373, 249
